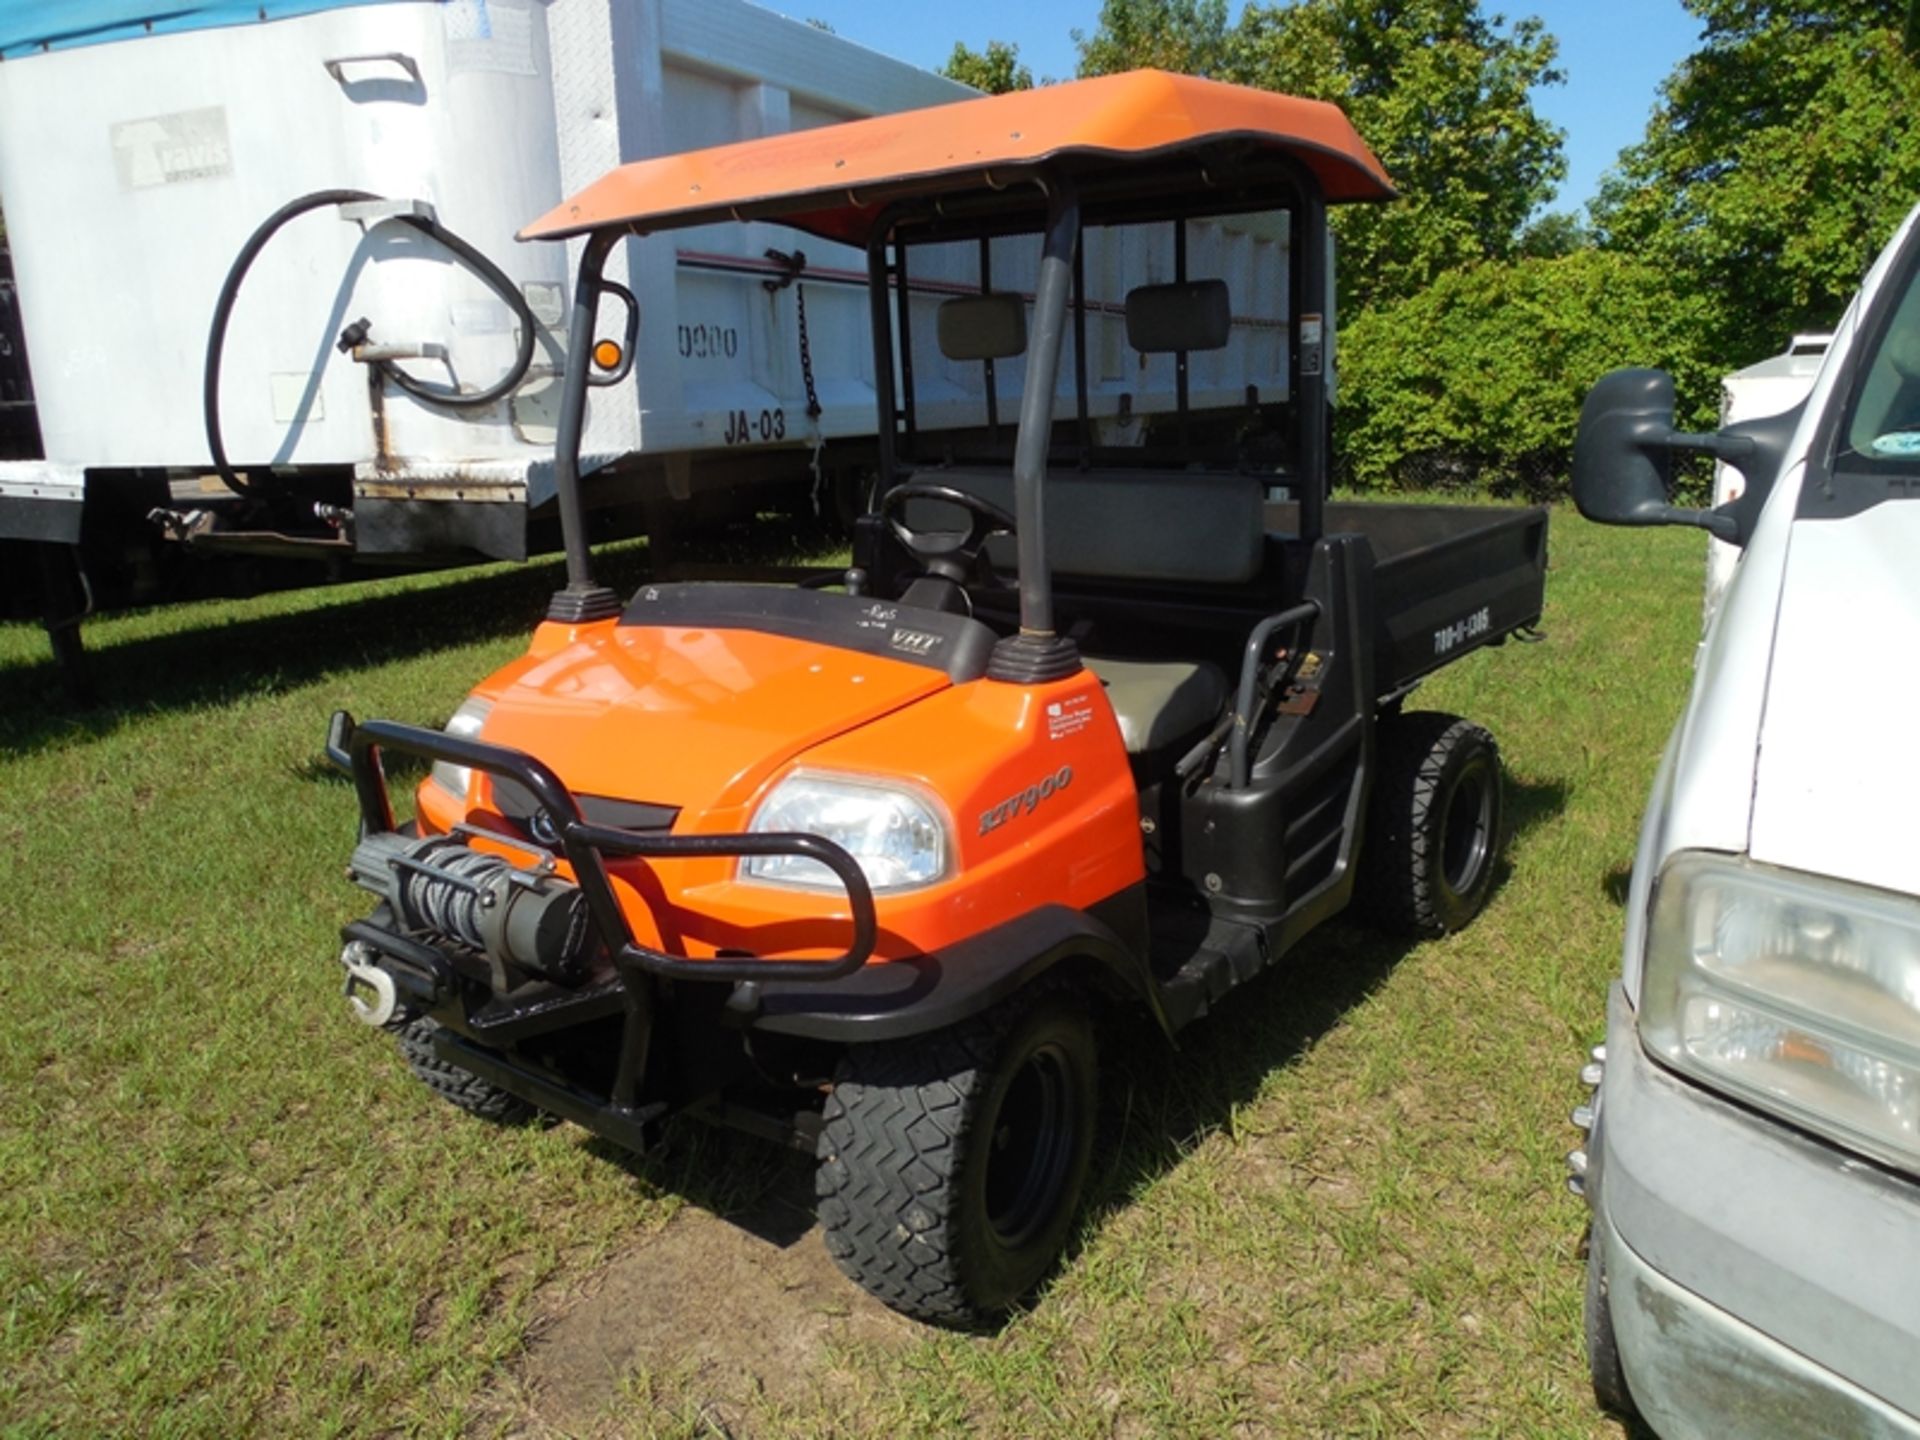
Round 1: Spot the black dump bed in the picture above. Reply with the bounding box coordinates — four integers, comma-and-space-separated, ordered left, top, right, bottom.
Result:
901, 470, 1547, 697
1282, 501, 1550, 693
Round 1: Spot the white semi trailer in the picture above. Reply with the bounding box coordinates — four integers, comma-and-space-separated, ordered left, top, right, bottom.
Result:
0, 0, 973, 586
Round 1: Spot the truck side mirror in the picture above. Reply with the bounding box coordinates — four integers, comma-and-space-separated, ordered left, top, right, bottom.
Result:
1573, 368, 1740, 542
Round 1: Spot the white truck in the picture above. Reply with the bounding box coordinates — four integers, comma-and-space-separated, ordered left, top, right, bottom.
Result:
1703, 332, 1831, 620
1569, 203, 1920, 1438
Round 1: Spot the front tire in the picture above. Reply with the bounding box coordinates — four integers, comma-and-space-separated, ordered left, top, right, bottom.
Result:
395, 1017, 538, 1126
1361, 710, 1502, 936
815, 986, 1097, 1327
1584, 1222, 1639, 1420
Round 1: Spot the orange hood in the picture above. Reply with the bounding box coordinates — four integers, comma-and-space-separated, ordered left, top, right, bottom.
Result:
473, 622, 950, 817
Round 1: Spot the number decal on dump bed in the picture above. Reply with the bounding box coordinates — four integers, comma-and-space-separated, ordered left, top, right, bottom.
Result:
1433, 606, 1491, 656
724, 407, 786, 445
677, 323, 740, 360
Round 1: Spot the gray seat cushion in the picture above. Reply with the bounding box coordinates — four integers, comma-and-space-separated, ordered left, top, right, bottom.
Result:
1085, 656, 1227, 755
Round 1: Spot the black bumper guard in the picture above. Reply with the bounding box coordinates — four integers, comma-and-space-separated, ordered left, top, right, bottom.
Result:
327, 710, 878, 986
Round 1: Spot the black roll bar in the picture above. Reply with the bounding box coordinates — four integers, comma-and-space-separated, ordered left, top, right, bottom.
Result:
331, 712, 879, 983
547, 229, 624, 624
865, 225, 899, 485
1012, 177, 1078, 639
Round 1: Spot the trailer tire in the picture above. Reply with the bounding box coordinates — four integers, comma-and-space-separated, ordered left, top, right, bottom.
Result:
1362, 710, 1501, 937
395, 1017, 538, 1126
815, 984, 1097, 1327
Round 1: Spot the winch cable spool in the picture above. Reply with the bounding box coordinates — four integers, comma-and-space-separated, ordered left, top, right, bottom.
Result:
402, 842, 509, 946
347, 830, 592, 987
203, 188, 539, 498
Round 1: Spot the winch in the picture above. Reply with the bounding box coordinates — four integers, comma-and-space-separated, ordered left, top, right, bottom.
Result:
346, 831, 592, 987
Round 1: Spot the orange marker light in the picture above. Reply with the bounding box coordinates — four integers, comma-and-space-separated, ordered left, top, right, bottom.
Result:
592, 339, 623, 371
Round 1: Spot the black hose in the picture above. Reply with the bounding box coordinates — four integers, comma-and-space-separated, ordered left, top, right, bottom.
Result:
203, 188, 538, 497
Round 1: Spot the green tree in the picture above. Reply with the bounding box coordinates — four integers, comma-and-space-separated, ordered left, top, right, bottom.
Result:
1229, 0, 1566, 311
1070, 0, 1565, 312
1593, 1, 1920, 365
1336, 250, 1721, 495
940, 39, 1035, 94
1074, 0, 1232, 78
1517, 210, 1588, 259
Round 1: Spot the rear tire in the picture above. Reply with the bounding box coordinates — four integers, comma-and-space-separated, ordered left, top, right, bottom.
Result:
815, 986, 1097, 1327
1361, 710, 1502, 936
395, 1017, 537, 1125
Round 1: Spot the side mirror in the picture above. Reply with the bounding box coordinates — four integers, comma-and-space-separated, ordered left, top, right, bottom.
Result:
1572, 368, 1736, 540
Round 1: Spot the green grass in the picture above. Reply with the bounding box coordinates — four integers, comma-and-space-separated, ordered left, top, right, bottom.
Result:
0, 511, 1706, 1437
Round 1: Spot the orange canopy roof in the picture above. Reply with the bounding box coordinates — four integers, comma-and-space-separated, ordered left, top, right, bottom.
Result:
519, 69, 1394, 246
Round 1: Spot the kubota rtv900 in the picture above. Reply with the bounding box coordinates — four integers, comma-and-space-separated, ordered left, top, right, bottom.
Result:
326, 71, 1547, 1325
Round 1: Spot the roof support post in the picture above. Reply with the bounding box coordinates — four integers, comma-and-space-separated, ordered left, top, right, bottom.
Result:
986, 175, 1083, 685
548, 229, 622, 624
1294, 188, 1329, 547
865, 229, 898, 488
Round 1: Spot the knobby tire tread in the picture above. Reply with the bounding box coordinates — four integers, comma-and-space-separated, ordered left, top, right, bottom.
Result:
1364, 710, 1497, 937
815, 1010, 1006, 1325
395, 1017, 536, 1126
816, 978, 1094, 1327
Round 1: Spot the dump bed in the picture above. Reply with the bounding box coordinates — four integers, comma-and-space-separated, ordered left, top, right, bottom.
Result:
1271, 500, 1549, 694
919, 474, 1546, 700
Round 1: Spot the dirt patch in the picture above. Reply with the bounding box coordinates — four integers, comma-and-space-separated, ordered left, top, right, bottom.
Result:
512, 1168, 917, 1435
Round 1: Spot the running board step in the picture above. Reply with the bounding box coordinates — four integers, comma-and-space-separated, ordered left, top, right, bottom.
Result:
1155, 913, 1269, 1031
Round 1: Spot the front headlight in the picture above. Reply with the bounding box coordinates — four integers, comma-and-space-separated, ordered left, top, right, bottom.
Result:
428, 696, 493, 801
743, 773, 950, 893
1641, 851, 1920, 1175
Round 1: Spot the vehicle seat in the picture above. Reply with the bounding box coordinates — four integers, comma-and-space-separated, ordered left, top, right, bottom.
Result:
1084, 656, 1227, 756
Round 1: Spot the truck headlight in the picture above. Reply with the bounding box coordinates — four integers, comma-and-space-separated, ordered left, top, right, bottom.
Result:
1641, 851, 1920, 1175
428, 696, 493, 801
743, 773, 950, 893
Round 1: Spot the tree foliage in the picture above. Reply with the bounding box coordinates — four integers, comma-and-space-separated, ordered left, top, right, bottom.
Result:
1516, 210, 1588, 260
1593, 0, 1920, 365
993, 0, 1920, 499
1072, 0, 1565, 312
1336, 251, 1722, 495
1074, 0, 1233, 78
1230, 0, 1565, 310
940, 39, 1035, 94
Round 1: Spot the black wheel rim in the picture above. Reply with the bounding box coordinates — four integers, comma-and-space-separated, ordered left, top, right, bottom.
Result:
984, 1042, 1076, 1249
1440, 758, 1494, 897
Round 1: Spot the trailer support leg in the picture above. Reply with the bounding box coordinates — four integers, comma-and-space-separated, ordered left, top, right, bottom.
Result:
36, 541, 94, 704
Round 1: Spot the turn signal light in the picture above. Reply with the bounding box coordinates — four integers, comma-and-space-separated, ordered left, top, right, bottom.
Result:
592, 339, 623, 371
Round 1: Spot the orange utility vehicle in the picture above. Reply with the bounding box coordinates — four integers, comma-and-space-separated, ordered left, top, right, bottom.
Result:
325, 72, 1547, 1325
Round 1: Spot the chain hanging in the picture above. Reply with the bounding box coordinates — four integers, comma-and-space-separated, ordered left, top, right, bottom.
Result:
763, 248, 822, 419
794, 283, 822, 420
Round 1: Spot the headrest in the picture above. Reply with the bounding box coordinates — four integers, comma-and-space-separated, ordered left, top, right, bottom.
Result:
937, 293, 1027, 361
1126, 279, 1231, 353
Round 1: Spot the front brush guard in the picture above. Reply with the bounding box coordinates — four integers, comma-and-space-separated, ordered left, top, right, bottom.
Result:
326, 709, 878, 985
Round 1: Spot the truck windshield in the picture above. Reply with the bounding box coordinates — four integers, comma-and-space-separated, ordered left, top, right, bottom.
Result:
1843, 244, 1920, 468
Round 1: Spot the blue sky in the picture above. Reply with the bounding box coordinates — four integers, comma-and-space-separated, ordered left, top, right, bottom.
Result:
762, 1, 1704, 213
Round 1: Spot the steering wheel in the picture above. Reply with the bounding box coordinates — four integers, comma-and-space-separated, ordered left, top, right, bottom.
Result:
881, 482, 1018, 587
